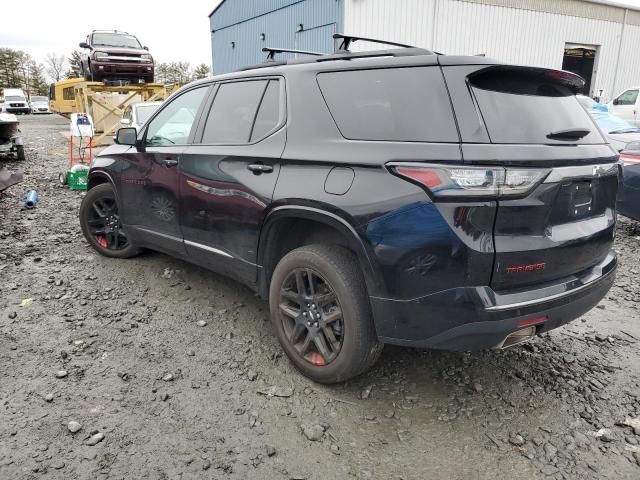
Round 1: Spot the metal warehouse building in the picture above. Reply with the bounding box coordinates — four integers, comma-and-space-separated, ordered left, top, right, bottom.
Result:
209, 0, 640, 101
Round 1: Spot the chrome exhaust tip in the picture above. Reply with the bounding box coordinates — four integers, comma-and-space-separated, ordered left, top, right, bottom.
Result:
494, 326, 537, 350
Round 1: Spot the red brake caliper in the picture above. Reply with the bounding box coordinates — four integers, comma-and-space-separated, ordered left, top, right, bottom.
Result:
97, 236, 108, 248
309, 352, 326, 366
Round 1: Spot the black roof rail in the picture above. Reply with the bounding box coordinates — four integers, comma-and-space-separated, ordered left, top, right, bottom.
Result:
333, 33, 416, 52
262, 47, 324, 62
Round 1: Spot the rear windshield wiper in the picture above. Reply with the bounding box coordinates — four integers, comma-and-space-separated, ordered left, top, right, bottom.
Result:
547, 128, 590, 141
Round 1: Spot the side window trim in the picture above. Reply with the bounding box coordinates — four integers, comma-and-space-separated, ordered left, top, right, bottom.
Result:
196, 76, 286, 146
140, 84, 212, 147
247, 81, 271, 142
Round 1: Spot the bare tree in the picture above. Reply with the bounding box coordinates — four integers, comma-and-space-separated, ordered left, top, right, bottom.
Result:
44, 53, 66, 82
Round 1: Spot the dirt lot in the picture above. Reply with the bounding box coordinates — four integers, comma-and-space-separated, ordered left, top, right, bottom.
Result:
1, 114, 639, 480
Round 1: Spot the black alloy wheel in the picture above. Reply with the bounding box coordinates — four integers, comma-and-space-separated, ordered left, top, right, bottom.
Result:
79, 183, 141, 258
86, 196, 128, 251
269, 244, 382, 384
278, 268, 344, 366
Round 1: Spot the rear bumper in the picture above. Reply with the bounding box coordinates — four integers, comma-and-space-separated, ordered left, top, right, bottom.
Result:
372, 251, 616, 350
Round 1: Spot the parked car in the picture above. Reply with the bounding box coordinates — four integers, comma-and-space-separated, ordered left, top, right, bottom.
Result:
3, 88, 30, 114
79, 37, 620, 383
79, 30, 154, 84
578, 95, 640, 150
120, 101, 162, 131
578, 95, 640, 221
29, 96, 51, 114
617, 144, 640, 221
608, 87, 640, 126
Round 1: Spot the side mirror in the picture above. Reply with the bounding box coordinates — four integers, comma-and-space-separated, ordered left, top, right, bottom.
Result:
115, 127, 137, 146
612, 98, 619, 106
143, 46, 149, 51
120, 118, 131, 126
79, 42, 91, 49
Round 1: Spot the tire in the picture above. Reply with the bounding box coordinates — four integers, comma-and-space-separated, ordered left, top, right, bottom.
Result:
59, 172, 67, 186
16, 145, 25, 161
79, 183, 141, 258
269, 244, 382, 384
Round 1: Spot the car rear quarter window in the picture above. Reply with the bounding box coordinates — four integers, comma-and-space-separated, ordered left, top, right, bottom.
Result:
250, 80, 281, 142
469, 67, 603, 144
202, 80, 268, 144
317, 67, 459, 142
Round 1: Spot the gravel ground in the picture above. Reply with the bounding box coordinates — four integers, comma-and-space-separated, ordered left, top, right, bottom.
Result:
1, 114, 640, 480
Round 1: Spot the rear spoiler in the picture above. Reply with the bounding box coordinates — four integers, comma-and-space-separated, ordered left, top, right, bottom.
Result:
467, 65, 585, 95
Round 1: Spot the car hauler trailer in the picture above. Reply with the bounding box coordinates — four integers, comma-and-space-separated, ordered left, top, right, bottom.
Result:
49, 79, 179, 145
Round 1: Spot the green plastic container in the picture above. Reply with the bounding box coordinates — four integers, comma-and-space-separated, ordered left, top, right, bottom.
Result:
67, 165, 89, 191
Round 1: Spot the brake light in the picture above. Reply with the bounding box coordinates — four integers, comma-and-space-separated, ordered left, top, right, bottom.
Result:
395, 168, 442, 189
391, 164, 549, 200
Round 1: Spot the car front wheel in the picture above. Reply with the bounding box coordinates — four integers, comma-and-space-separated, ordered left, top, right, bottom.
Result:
79, 183, 141, 258
269, 244, 382, 384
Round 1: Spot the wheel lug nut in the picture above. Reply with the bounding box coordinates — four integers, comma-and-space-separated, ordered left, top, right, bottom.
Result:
303, 312, 307, 317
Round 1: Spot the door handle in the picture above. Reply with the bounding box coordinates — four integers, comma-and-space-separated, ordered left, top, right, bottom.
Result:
163, 158, 179, 167
247, 163, 273, 174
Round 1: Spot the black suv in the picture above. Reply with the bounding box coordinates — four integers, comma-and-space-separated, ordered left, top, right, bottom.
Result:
79, 35, 619, 383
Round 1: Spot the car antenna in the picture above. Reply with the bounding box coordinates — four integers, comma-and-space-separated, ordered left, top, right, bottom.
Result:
262, 47, 324, 62
333, 33, 416, 53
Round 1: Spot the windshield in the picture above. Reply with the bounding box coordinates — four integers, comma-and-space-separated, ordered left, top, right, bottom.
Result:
591, 111, 640, 134
92, 32, 141, 49
6, 96, 26, 102
31, 96, 48, 103
136, 104, 160, 125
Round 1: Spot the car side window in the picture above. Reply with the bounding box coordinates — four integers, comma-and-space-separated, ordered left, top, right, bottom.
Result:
201, 80, 270, 144
616, 89, 639, 106
145, 87, 208, 146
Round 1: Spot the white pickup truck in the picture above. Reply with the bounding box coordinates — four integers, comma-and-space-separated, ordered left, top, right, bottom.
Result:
609, 87, 640, 126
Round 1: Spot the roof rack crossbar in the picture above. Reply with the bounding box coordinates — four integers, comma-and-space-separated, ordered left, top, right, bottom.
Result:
262, 47, 324, 62
333, 33, 416, 52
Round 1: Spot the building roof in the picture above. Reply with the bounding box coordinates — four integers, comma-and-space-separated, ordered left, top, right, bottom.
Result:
586, 0, 640, 11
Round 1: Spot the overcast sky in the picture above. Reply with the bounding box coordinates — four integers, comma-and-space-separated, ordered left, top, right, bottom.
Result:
1, 0, 223, 75
2, 0, 640, 79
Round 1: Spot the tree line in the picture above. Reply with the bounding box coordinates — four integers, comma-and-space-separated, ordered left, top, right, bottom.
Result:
0, 49, 49, 96
1, 47, 211, 98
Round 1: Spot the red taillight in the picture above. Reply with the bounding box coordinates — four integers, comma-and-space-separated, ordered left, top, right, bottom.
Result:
620, 153, 640, 165
516, 316, 547, 328
390, 164, 549, 201
395, 167, 442, 189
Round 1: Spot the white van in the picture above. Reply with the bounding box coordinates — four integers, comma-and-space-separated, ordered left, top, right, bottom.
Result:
3, 88, 30, 114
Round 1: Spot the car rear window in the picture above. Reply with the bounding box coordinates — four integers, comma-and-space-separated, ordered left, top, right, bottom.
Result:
469, 67, 603, 144
317, 67, 459, 142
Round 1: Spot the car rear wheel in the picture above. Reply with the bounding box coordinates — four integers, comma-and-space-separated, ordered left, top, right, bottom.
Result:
269, 244, 382, 384
79, 183, 141, 258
